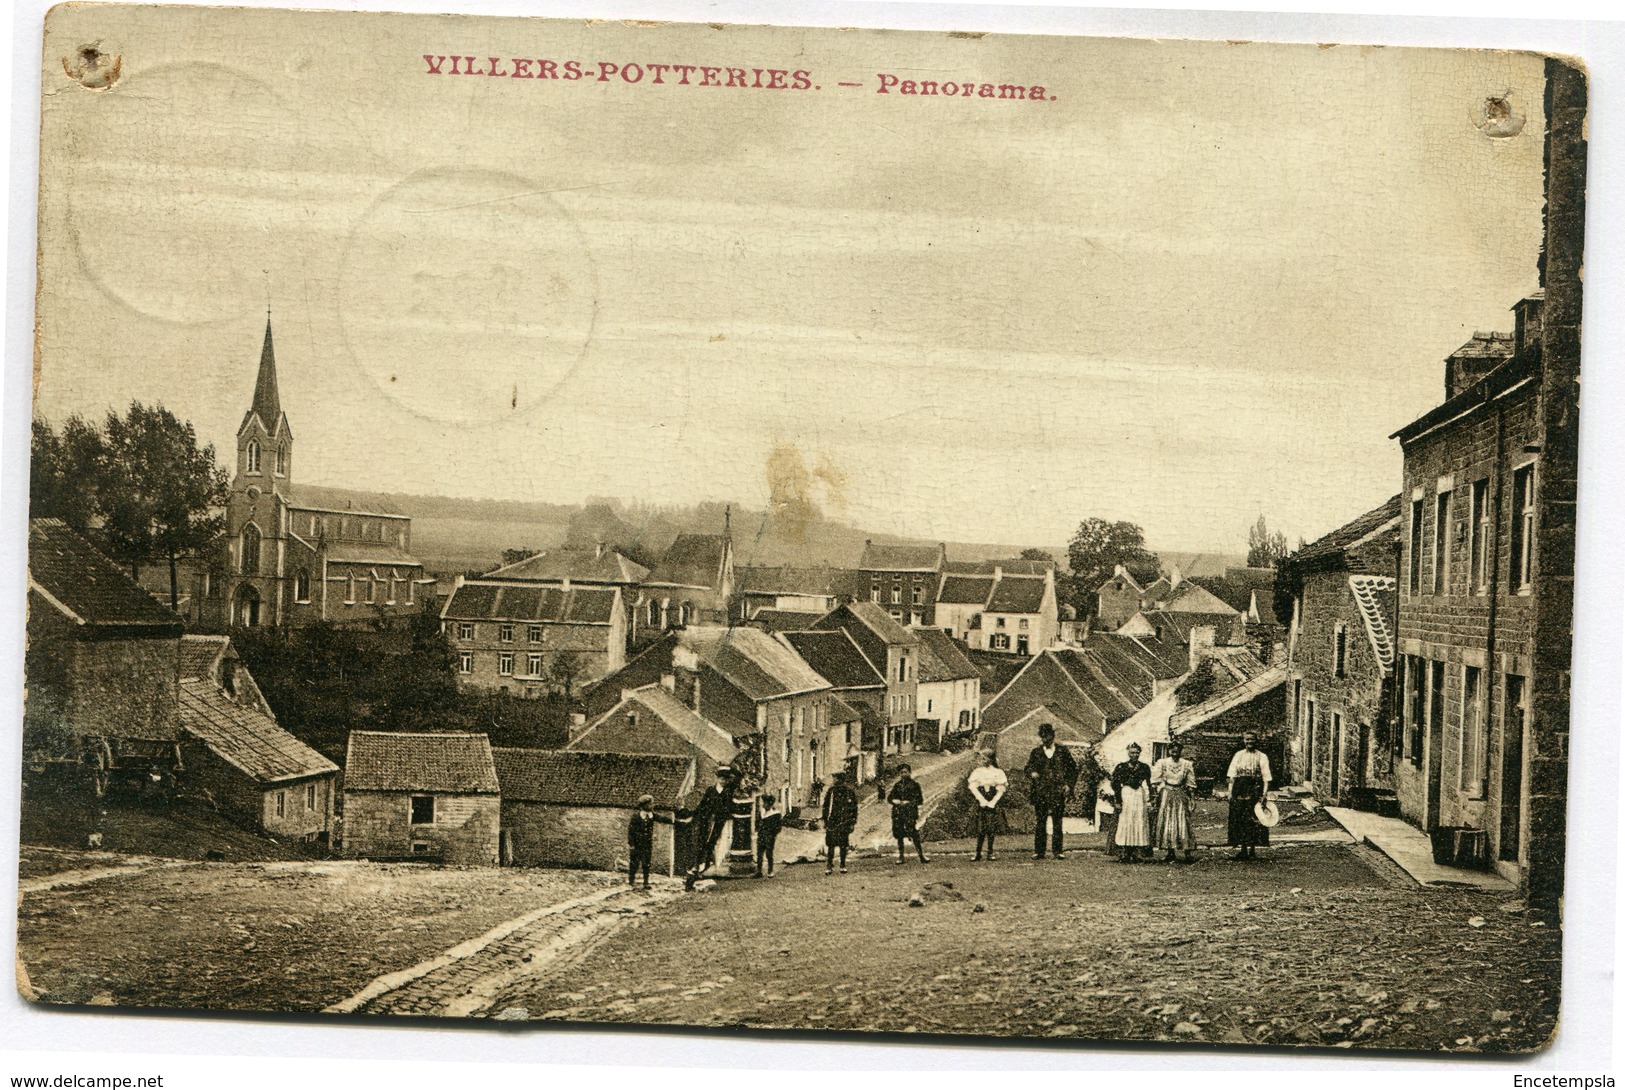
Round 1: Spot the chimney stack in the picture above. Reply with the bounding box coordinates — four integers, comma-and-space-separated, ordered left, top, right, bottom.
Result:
1188, 625, 1216, 671
596, 541, 606, 560
660, 673, 676, 693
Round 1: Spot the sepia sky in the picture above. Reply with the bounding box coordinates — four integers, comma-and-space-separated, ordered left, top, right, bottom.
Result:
34, 6, 1549, 553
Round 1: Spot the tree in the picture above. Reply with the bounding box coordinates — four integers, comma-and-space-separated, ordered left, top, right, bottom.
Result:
1018, 548, 1055, 563
548, 651, 586, 700
1246, 515, 1290, 569
1062, 518, 1160, 621
500, 547, 540, 567
30, 416, 105, 532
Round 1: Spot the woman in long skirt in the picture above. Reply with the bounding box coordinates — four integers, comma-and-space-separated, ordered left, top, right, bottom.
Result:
1110, 743, 1153, 863
1151, 741, 1198, 863
1226, 732, 1273, 860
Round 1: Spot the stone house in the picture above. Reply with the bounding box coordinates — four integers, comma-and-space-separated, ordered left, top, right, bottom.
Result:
177, 635, 337, 840
25, 518, 187, 788
440, 579, 627, 697
493, 748, 695, 873
1282, 496, 1402, 806
341, 731, 501, 864
812, 601, 920, 757
481, 543, 651, 643
194, 319, 432, 629
735, 566, 852, 620
568, 681, 738, 787
857, 540, 946, 627
1165, 664, 1289, 790
911, 628, 982, 745
776, 627, 889, 780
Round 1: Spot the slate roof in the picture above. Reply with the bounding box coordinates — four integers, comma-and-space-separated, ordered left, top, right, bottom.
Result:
834, 601, 920, 646
778, 630, 885, 689
735, 566, 846, 597
1090, 631, 1189, 681
647, 533, 730, 589
982, 652, 1111, 736
913, 628, 981, 683
1294, 495, 1404, 572
1169, 666, 1288, 735
280, 483, 408, 518
1348, 574, 1398, 673
827, 694, 864, 725
180, 634, 231, 682
441, 581, 617, 624
344, 731, 499, 794
977, 559, 1055, 575
493, 748, 693, 809
324, 542, 424, 567
180, 679, 337, 783
681, 626, 831, 701
1449, 331, 1516, 359
938, 575, 995, 605
1130, 610, 1240, 647
986, 575, 1047, 614
1140, 577, 1173, 603
28, 519, 185, 635
249, 318, 282, 427
485, 547, 649, 585
1051, 649, 1142, 721
570, 684, 737, 766
1158, 581, 1240, 615
748, 609, 827, 634
857, 541, 943, 572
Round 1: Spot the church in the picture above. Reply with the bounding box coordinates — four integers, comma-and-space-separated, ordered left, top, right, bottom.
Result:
193, 319, 433, 629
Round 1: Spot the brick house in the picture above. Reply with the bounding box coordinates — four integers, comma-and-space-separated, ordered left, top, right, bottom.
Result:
1282, 496, 1402, 806
177, 635, 337, 840
857, 540, 946, 626
341, 731, 501, 864
440, 578, 628, 697
812, 602, 920, 757
24, 518, 187, 788
195, 319, 432, 629
493, 748, 695, 873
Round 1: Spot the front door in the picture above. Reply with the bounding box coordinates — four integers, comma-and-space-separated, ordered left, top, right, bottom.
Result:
1425, 661, 1446, 828
1499, 675, 1527, 861
1329, 713, 1342, 800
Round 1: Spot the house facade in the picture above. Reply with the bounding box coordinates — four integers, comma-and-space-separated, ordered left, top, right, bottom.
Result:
440, 579, 628, 697
912, 628, 982, 745
933, 566, 1058, 655
812, 602, 920, 757
482, 543, 651, 643
857, 540, 946, 627
341, 731, 501, 864
568, 681, 738, 787
637, 531, 736, 634
195, 320, 432, 629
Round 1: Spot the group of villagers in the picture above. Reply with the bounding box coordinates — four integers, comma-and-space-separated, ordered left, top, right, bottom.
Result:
1098, 731, 1275, 863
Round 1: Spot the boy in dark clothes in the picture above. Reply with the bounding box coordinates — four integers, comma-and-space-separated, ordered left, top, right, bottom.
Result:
755, 793, 783, 877
887, 764, 930, 864
627, 793, 658, 888
821, 770, 859, 874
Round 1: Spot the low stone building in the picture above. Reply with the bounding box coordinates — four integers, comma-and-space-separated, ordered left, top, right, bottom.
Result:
341, 731, 500, 864
568, 681, 738, 786
493, 748, 695, 872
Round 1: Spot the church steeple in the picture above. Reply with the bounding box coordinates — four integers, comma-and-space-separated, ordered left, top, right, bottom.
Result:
251, 315, 281, 426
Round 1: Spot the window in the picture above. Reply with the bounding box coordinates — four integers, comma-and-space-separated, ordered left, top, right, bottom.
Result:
680, 603, 693, 626
1019, 618, 1029, 631
293, 568, 310, 602
239, 524, 261, 576
1404, 656, 1424, 763
1501, 674, 1528, 861
274, 791, 285, 818
366, 578, 376, 604
996, 617, 1007, 628
1332, 623, 1347, 679
912, 586, 923, 605
499, 623, 514, 642
911, 612, 923, 627
344, 576, 355, 604
411, 842, 431, 855
1511, 463, 1536, 592
305, 783, 317, 811
990, 633, 1010, 651
529, 625, 543, 643
1461, 665, 1486, 797
926, 698, 933, 713
387, 576, 398, 604
245, 439, 261, 474
275, 445, 287, 476
407, 579, 415, 605
458, 622, 475, 640
1426, 660, 1445, 771
528, 652, 543, 676
891, 586, 901, 604
647, 600, 659, 627
1470, 478, 1491, 594
458, 651, 473, 674
410, 795, 435, 825
1432, 489, 1452, 594
870, 579, 880, 603
1408, 498, 1424, 594
498, 652, 514, 676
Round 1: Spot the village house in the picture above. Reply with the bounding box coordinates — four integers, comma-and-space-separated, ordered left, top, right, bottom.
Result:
1117, 608, 1247, 649
194, 320, 432, 629
439, 578, 628, 697
934, 566, 1059, 655
776, 627, 889, 783
637, 529, 736, 634
340, 731, 501, 864
911, 628, 982, 745
568, 681, 738, 787
1163, 659, 1288, 790
1095, 564, 1239, 634
24, 518, 187, 791
481, 543, 651, 642
177, 635, 338, 841
734, 565, 854, 620
812, 601, 920, 757
1282, 496, 1402, 808
493, 748, 695, 873
857, 540, 947, 627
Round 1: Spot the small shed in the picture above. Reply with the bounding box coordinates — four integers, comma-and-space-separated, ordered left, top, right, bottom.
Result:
341, 731, 500, 864
493, 748, 694, 873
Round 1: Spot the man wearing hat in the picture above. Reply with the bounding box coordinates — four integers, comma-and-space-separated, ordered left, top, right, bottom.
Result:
1023, 723, 1078, 859
627, 793, 659, 889
685, 765, 735, 889
821, 769, 859, 874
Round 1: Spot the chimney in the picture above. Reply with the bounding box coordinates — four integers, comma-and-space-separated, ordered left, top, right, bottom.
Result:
562, 576, 572, 592
569, 710, 587, 737
1446, 331, 1515, 398
1169, 565, 1183, 588
1188, 625, 1216, 671
660, 673, 676, 693
1514, 294, 1544, 356
596, 541, 606, 560
993, 565, 1003, 581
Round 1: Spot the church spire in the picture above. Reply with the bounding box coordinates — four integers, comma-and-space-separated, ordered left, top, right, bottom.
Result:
251, 315, 281, 426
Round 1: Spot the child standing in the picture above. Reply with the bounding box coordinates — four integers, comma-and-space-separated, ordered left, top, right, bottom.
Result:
756, 793, 784, 877
627, 793, 657, 889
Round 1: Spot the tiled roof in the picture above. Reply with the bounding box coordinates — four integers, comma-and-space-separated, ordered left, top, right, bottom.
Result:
982, 652, 1111, 736
1449, 332, 1515, 359
647, 534, 729, 590
324, 542, 424, 567
1209, 645, 1271, 684
180, 634, 231, 682
1090, 631, 1189, 681
281, 483, 408, 518
1348, 574, 1398, 673
1051, 650, 1142, 721
1169, 666, 1288, 735
938, 575, 995, 605
835, 601, 920, 646
857, 541, 943, 572
180, 679, 337, 783
748, 609, 827, 634
913, 628, 981, 683
1293, 495, 1404, 571
344, 731, 499, 794
485, 547, 649, 585
28, 519, 185, 634
735, 566, 846, 597
570, 684, 737, 766
827, 694, 864, 725
1140, 577, 1173, 603
441, 581, 617, 624
493, 748, 693, 809
1158, 581, 1239, 615
986, 575, 1047, 614
681, 626, 831, 701
778, 630, 884, 689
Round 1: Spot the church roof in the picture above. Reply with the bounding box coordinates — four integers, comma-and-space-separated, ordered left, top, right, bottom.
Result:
646, 534, 730, 590
323, 542, 425, 567
252, 318, 280, 424
280, 483, 408, 519
486, 547, 649, 585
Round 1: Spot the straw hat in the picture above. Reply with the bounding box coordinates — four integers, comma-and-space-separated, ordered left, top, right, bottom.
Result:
1253, 799, 1281, 827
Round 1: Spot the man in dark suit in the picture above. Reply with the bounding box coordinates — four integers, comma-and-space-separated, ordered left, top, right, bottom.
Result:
1024, 724, 1078, 859
684, 766, 735, 890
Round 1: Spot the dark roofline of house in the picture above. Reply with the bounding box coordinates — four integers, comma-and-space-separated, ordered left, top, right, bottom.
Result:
1391, 352, 1539, 444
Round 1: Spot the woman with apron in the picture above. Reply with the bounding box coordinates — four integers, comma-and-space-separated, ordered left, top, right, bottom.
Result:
1226, 732, 1273, 860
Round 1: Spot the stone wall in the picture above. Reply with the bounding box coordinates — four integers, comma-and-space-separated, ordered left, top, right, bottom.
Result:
342, 790, 499, 865
502, 801, 676, 874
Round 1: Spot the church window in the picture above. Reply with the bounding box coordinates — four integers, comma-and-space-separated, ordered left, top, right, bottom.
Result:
344, 576, 355, 603
275, 445, 286, 476
366, 577, 376, 604
239, 524, 261, 575
293, 569, 310, 602
406, 579, 415, 605
245, 440, 260, 474
387, 576, 398, 604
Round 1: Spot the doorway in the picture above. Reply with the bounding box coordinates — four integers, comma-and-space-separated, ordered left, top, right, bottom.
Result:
1425, 661, 1445, 828
234, 584, 261, 627
1499, 675, 1527, 861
